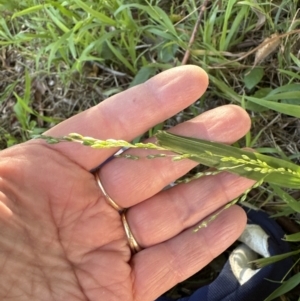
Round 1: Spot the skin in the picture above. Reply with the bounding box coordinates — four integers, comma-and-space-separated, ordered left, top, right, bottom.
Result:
0, 65, 255, 301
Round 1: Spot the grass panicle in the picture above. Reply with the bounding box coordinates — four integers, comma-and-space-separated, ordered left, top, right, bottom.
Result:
37, 131, 300, 234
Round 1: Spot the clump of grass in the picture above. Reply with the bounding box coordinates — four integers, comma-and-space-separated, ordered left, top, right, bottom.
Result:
0, 0, 190, 147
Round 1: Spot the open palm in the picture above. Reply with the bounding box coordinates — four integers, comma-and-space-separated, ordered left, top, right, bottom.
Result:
0, 66, 254, 301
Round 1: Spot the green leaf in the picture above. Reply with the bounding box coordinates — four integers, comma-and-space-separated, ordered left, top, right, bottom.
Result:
220, 0, 237, 51
45, 30, 74, 70
290, 52, 300, 68
45, 7, 70, 33
146, 27, 176, 40
270, 206, 296, 218
264, 272, 300, 301
77, 31, 116, 63
246, 88, 272, 112
13, 93, 30, 129
265, 91, 300, 101
115, 4, 177, 36
245, 96, 300, 118
244, 68, 264, 90
209, 75, 242, 104
270, 184, 300, 213
130, 66, 157, 87
73, 0, 116, 26
278, 69, 300, 81
224, 4, 249, 51
159, 42, 178, 63
251, 249, 300, 269
267, 83, 300, 96
155, 131, 300, 189
12, 4, 50, 18
284, 232, 300, 242
106, 40, 135, 73
265, 84, 300, 105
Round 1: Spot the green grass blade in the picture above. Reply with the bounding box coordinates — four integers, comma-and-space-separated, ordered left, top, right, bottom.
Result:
73, 0, 116, 26
220, 0, 236, 50
77, 31, 115, 63
48, 1, 80, 20
203, 4, 218, 46
0, 18, 14, 40
209, 75, 242, 103
267, 83, 300, 95
115, 4, 177, 36
264, 272, 300, 301
224, 4, 248, 50
245, 96, 300, 118
146, 27, 175, 40
251, 249, 300, 269
270, 184, 300, 213
156, 131, 300, 188
106, 40, 136, 73
278, 69, 300, 81
45, 30, 73, 69
265, 92, 300, 101
12, 4, 49, 18
24, 69, 31, 103
13, 93, 30, 130
45, 7, 70, 33
284, 232, 300, 242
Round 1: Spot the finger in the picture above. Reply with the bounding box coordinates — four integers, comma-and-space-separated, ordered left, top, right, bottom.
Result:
99, 105, 251, 207
132, 206, 247, 301
38, 65, 208, 170
127, 172, 254, 248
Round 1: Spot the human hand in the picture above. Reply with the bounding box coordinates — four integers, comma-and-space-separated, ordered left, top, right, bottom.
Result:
0, 65, 254, 301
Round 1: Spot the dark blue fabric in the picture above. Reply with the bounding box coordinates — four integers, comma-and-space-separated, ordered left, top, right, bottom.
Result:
156, 207, 293, 301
